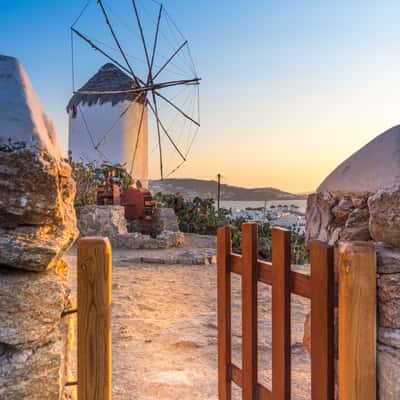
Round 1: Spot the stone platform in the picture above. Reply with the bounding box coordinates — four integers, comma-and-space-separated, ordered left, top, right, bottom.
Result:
76, 205, 184, 250
67, 233, 217, 266
113, 233, 216, 265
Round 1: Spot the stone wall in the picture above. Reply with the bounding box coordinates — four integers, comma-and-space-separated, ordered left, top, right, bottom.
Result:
0, 55, 78, 399
306, 185, 400, 399
127, 208, 180, 237
77, 205, 184, 249
0, 150, 78, 399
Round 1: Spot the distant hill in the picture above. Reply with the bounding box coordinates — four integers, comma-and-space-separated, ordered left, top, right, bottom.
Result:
149, 179, 306, 201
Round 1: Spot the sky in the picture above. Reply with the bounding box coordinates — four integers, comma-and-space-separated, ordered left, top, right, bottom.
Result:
1, 0, 400, 193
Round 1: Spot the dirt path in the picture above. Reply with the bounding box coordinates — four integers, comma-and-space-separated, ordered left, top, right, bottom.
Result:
65, 251, 311, 399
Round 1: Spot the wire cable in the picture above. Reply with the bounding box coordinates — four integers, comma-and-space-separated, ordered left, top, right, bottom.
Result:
71, 0, 93, 28
70, 30, 76, 92
77, 105, 109, 161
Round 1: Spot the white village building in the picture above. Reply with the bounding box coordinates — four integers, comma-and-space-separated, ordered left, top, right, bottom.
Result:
67, 63, 148, 186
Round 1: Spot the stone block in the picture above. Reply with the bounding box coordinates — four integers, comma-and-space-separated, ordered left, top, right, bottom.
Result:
378, 346, 400, 400
305, 192, 334, 244
379, 327, 400, 349
378, 273, 400, 329
159, 208, 180, 232
332, 196, 353, 224
77, 205, 128, 238
369, 185, 400, 247
0, 262, 74, 400
0, 224, 76, 272
377, 245, 400, 274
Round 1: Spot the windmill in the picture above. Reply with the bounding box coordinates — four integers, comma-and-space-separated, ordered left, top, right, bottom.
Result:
68, 0, 200, 183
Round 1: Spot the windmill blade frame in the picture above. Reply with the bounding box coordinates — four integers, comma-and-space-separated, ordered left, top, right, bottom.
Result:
70, 0, 201, 180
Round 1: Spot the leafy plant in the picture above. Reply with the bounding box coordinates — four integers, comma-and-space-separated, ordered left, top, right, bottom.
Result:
229, 220, 309, 264
154, 193, 227, 235
70, 161, 138, 206
71, 161, 98, 207
154, 192, 309, 264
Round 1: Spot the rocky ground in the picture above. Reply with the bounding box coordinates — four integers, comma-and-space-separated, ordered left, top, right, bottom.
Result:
65, 235, 311, 400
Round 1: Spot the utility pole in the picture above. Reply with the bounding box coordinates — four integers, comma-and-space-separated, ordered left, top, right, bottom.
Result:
263, 199, 267, 221
217, 173, 221, 215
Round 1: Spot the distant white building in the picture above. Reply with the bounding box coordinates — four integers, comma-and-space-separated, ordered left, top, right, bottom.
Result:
273, 214, 306, 234
67, 63, 148, 186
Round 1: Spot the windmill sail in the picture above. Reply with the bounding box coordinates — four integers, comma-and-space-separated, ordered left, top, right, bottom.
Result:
68, 0, 200, 181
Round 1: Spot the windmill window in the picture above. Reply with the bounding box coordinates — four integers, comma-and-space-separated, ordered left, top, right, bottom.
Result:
71, 105, 77, 119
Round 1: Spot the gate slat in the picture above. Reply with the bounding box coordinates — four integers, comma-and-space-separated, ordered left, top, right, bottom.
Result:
272, 228, 291, 400
230, 363, 242, 387
257, 384, 273, 400
310, 241, 335, 400
241, 223, 258, 400
217, 226, 232, 400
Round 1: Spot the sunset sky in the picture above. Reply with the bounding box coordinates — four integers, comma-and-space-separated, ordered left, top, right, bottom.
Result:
1, 1, 400, 193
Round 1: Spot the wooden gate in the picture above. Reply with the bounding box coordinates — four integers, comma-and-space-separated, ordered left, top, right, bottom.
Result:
217, 223, 335, 400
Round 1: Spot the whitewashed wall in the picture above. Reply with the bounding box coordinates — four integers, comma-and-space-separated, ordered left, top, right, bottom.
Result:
68, 100, 148, 187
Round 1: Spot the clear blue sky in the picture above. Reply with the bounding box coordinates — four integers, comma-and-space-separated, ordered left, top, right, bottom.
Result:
1, 0, 400, 192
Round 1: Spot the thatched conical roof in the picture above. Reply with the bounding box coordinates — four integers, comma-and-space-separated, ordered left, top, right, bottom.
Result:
67, 63, 143, 112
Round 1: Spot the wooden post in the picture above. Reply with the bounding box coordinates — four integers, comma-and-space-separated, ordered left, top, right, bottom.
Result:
338, 242, 376, 400
272, 228, 291, 400
78, 237, 112, 400
217, 173, 221, 215
310, 241, 335, 400
241, 223, 258, 400
217, 226, 232, 400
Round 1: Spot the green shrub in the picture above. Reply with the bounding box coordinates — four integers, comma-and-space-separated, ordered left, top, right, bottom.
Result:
71, 161, 98, 207
154, 193, 228, 235
154, 192, 309, 264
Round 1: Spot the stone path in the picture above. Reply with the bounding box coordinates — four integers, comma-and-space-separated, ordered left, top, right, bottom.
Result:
65, 242, 311, 399
113, 233, 217, 265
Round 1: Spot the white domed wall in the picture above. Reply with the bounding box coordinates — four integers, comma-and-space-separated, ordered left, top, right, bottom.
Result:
318, 125, 400, 193
305, 125, 400, 400
0, 55, 60, 157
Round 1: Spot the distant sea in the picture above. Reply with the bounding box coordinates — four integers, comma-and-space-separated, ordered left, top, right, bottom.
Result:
220, 199, 307, 214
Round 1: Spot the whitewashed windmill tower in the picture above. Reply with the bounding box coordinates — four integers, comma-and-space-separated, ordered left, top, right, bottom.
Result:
68, 0, 200, 186
67, 63, 148, 185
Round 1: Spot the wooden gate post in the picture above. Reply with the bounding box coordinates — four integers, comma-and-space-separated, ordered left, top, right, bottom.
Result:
310, 241, 335, 400
338, 242, 376, 400
241, 223, 258, 400
272, 228, 291, 400
217, 226, 232, 400
78, 237, 112, 400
